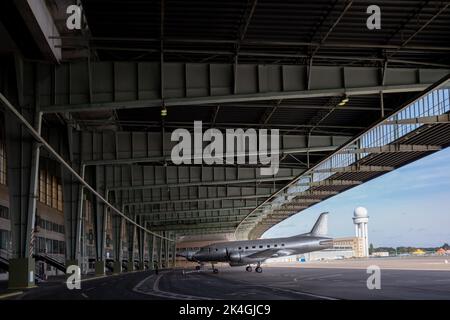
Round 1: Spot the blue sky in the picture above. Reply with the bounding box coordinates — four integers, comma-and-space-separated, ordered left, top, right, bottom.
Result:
263, 147, 450, 248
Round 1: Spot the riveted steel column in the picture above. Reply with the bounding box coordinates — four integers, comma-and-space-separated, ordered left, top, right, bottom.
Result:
164, 231, 169, 268
148, 233, 155, 270
137, 215, 145, 270
126, 212, 136, 271
4, 60, 41, 288
171, 232, 176, 268
112, 214, 123, 274
62, 125, 82, 269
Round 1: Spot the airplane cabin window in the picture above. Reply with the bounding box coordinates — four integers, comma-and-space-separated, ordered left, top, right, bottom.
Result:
259, 245, 263, 248
267, 245, 270, 248
252, 246, 256, 249
274, 244, 278, 247
281, 244, 285, 246
245, 246, 248, 249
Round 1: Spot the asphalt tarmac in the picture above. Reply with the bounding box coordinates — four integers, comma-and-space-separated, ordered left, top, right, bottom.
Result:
1, 256, 449, 300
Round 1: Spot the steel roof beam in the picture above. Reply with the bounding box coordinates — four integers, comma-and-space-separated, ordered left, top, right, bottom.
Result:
134, 206, 255, 216
148, 221, 239, 232
52, 36, 450, 52
108, 176, 297, 192
124, 193, 273, 207
297, 179, 362, 187
27, 60, 448, 113
383, 114, 450, 125
341, 144, 442, 154
15, 0, 62, 62
313, 165, 394, 173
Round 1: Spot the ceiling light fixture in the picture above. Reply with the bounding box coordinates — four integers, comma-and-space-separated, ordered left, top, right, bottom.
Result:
161, 105, 167, 117
338, 95, 349, 106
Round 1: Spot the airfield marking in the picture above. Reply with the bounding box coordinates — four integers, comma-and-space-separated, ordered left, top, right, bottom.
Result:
201, 270, 339, 300
294, 273, 343, 282
133, 271, 217, 300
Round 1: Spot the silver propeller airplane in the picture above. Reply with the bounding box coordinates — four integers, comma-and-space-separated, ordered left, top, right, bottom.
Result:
178, 212, 333, 273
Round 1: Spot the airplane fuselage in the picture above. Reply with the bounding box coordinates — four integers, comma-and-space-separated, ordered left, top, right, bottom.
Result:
178, 212, 332, 272
191, 234, 333, 266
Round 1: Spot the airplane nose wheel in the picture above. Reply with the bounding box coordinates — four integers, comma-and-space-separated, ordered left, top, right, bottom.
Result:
246, 266, 252, 272
255, 266, 262, 273
213, 268, 219, 274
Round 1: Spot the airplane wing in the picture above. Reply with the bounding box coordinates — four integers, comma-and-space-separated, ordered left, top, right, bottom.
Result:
245, 248, 295, 260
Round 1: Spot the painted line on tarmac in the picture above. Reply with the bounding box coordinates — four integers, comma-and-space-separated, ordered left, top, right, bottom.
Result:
251, 283, 339, 300
294, 273, 343, 282
200, 270, 339, 300
133, 271, 217, 300
0, 291, 24, 300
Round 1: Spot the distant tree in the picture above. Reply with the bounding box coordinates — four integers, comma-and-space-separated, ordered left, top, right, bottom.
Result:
442, 243, 450, 250
369, 243, 374, 255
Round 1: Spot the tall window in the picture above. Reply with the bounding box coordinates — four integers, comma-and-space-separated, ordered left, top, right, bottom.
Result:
0, 205, 9, 220
0, 112, 6, 185
38, 169, 63, 212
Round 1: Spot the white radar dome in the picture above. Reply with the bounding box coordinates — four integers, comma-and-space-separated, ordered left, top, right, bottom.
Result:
354, 206, 368, 218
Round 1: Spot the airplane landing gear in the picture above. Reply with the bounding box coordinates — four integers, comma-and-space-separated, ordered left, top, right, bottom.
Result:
211, 263, 219, 274
195, 265, 201, 270
255, 266, 262, 273
246, 266, 252, 272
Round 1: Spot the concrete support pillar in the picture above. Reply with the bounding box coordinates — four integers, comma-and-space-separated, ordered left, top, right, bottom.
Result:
136, 215, 145, 270
4, 61, 42, 288
62, 126, 82, 268
172, 233, 176, 268
158, 233, 163, 269
113, 261, 121, 274
127, 261, 134, 272
95, 261, 105, 276
8, 258, 36, 289
164, 232, 169, 269
90, 165, 107, 264
364, 223, 369, 256
112, 214, 123, 273
126, 212, 136, 271
148, 233, 155, 270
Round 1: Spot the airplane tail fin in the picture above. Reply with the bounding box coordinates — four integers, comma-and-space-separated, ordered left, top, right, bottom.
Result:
309, 212, 329, 236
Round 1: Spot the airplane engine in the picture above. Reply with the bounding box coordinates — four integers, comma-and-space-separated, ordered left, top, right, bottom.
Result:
228, 252, 242, 263
229, 252, 260, 264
